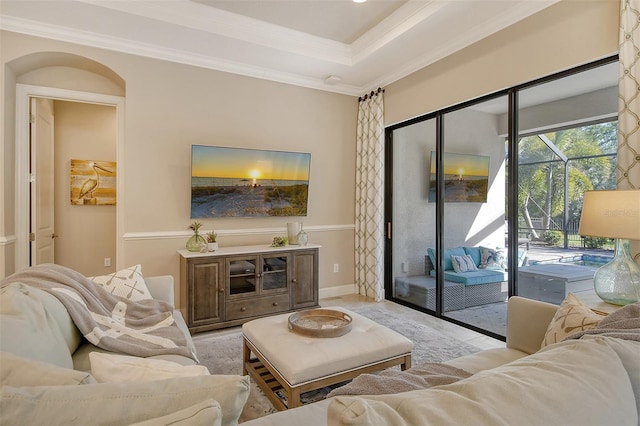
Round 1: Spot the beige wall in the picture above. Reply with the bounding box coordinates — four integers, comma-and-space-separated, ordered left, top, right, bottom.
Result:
385, 0, 619, 126
0, 0, 619, 308
53, 100, 117, 276
1, 31, 358, 311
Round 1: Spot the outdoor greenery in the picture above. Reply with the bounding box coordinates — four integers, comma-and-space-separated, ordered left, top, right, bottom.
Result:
518, 122, 617, 247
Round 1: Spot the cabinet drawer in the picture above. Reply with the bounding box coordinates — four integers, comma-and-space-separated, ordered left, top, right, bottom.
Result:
226, 294, 290, 321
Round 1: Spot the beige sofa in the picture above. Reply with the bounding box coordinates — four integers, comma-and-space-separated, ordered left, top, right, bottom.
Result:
0, 272, 250, 426
245, 296, 640, 425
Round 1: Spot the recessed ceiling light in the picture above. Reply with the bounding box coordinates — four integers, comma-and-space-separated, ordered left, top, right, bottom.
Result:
353, 0, 367, 3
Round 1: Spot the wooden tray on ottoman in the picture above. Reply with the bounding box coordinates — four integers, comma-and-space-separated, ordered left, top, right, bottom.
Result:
287, 309, 352, 338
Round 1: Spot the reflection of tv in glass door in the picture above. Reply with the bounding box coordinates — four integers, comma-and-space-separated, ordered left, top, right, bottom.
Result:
191, 145, 311, 218
428, 151, 490, 203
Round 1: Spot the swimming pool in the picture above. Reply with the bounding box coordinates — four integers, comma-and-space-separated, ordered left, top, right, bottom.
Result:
530, 254, 612, 267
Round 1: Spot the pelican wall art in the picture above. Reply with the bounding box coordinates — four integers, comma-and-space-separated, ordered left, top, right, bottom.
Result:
70, 159, 116, 205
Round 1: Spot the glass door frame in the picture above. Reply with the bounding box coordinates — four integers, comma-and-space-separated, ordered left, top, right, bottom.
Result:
384, 55, 618, 339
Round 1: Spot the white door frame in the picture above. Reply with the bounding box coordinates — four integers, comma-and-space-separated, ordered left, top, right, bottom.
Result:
15, 84, 125, 272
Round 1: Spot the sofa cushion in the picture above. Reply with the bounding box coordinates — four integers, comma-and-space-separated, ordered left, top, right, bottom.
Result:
89, 352, 209, 383
0, 374, 250, 426
451, 254, 478, 273
443, 347, 528, 374
427, 247, 466, 271
463, 246, 482, 266
540, 293, 604, 349
88, 264, 152, 301
26, 286, 83, 354
129, 399, 222, 426
1, 351, 95, 386
328, 337, 638, 425
431, 269, 506, 285
0, 283, 74, 369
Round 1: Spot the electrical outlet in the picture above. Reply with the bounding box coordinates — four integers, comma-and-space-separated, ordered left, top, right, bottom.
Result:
104, 258, 111, 267
333, 264, 339, 273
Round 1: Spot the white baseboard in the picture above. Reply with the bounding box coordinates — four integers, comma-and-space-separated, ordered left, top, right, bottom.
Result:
319, 283, 356, 300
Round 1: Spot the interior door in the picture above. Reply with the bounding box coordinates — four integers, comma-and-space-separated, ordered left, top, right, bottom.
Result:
30, 97, 56, 265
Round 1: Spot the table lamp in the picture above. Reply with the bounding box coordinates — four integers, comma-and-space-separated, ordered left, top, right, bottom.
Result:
578, 189, 640, 305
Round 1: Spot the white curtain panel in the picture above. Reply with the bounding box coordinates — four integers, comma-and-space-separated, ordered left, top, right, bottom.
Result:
618, 0, 640, 260
355, 91, 385, 301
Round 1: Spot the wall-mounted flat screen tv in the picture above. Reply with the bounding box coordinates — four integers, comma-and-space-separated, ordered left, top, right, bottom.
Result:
191, 145, 311, 218
428, 151, 490, 203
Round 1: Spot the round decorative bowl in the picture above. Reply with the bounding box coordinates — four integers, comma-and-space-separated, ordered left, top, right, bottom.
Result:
287, 309, 352, 338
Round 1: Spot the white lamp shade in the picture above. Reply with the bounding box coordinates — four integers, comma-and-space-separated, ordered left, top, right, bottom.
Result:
579, 190, 640, 240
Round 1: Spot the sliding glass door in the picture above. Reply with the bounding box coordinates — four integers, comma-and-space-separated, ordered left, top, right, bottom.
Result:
389, 118, 437, 310
386, 56, 618, 338
440, 96, 509, 336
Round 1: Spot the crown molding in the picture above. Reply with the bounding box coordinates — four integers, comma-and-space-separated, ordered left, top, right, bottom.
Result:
351, 0, 448, 64
0, 15, 363, 96
0, 0, 560, 96
367, 0, 561, 89
77, 0, 353, 65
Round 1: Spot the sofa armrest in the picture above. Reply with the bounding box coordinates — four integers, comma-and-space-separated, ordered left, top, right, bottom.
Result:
506, 296, 558, 355
145, 276, 175, 306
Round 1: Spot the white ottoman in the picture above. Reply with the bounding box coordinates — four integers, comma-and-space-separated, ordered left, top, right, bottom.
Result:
242, 307, 413, 410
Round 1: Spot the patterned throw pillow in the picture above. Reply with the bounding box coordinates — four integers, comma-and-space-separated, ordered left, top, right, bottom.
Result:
89, 264, 152, 301
479, 246, 507, 270
451, 254, 478, 273
540, 293, 604, 348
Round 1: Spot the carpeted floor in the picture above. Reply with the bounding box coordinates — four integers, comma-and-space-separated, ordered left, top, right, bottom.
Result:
193, 303, 483, 423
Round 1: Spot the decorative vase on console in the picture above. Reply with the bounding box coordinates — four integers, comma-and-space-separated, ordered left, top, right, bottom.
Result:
186, 221, 207, 252
287, 222, 302, 245
297, 225, 308, 246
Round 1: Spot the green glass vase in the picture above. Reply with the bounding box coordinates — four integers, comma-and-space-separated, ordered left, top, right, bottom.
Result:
186, 233, 207, 252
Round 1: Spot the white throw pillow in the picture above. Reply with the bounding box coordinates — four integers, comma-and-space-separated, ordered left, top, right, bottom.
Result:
540, 293, 604, 349
88, 264, 152, 301
479, 246, 507, 270
451, 254, 478, 273
89, 352, 209, 383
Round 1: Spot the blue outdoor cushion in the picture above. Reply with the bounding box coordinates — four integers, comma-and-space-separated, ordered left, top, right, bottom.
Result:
427, 247, 466, 271
463, 246, 482, 266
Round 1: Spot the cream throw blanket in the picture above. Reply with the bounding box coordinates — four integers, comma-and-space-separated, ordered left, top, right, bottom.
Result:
564, 301, 640, 342
326, 362, 472, 398
1, 264, 197, 361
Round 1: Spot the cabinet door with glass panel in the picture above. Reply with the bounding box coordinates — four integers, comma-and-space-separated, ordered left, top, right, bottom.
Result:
261, 253, 291, 294
226, 253, 290, 298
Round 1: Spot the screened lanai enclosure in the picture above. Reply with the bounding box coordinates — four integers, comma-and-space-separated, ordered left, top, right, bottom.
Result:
385, 57, 618, 339
518, 123, 617, 250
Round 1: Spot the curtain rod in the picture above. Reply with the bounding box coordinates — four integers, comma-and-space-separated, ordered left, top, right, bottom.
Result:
359, 87, 384, 102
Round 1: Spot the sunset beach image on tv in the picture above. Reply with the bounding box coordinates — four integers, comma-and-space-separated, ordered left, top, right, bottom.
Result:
428, 152, 490, 203
191, 145, 311, 218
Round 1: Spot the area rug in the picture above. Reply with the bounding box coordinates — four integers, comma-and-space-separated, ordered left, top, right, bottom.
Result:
193, 305, 482, 423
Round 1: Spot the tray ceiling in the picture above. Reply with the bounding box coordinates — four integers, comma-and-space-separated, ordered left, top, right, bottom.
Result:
0, 0, 560, 95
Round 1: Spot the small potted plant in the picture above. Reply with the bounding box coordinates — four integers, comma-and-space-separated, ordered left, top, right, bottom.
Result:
206, 231, 218, 252
270, 236, 288, 247
186, 221, 207, 252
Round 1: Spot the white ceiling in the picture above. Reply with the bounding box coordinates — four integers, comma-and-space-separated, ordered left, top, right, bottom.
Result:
0, 0, 562, 95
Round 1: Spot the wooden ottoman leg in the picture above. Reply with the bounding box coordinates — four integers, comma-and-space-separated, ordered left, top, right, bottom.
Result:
289, 387, 302, 409
401, 354, 412, 371
242, 337, 250, 375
